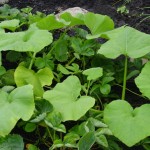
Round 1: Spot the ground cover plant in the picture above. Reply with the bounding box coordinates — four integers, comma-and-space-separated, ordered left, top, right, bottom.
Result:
0, 4, 150, 150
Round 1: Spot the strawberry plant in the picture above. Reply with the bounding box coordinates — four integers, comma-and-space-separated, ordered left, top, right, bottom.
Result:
0, 4, 150, 150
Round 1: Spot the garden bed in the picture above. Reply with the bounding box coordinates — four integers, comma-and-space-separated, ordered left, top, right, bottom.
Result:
7, 0, 150, 34
0, 1, 150, 150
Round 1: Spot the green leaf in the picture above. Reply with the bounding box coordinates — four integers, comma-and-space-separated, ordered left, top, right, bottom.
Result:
71, 37, 95, 56
14, 66, 44, 97
98, 26, 150, 59
85, 12, 114, 39
78, 132, 96, 150
0, 66, 6, 76
60, 12, 84, 27
44, 76, 95, 121
100, 84, 111, 95
63, 132, 79, 148
1, 69, 15, 86
26, 144, 39, 150
0, 24, 52, 53
0, 19, 19, 31
35, 99, 53, 114
89, 118, 108, 128
50, 139, 64, 150
35, 57, 54, 70
45, 111, 66, 133
104, 100, 150, 147
57, 64, 71, 75
96, 135, 108, 148
36, 67, 54, 86
24, 123, 36, 132
6, 51, 22, 62
83, 67, 103, 80
36, 14, 70, 30
0, 85, 34, 136
135, 62, 150, 99
0, 134, 24, 150
53, 38, 68, 62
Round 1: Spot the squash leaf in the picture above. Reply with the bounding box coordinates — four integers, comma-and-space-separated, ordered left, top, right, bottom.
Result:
0, 85, 34, 136
44, 76, 95, 121
98, 26, 150, 59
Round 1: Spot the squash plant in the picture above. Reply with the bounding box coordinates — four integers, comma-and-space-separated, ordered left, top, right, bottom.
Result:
0, 4, 150, 150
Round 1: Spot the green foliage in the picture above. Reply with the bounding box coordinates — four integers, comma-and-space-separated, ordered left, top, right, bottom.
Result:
0, 24, 53, 53
44, 76, 95, 121
83, 67, 103, 80
85, 12, 114, 39
0, 134, 24, 150
78, 131, 96, 150
135, 62, 150, 99
104, 100, 150, 147
0, 85, 34, 136
98, 26, 150, 58
0, 4, 150, 150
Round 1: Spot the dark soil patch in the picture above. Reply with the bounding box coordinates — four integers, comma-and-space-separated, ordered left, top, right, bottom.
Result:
6, 0, 150, 34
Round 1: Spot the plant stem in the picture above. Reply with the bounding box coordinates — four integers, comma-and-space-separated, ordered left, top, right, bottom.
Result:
86, 80, 91, 95
46, 125, 53, 142
28, 52, 36, 69
66, 56, 76, 66
121, 55, 128, 100
115, 83, 147, 99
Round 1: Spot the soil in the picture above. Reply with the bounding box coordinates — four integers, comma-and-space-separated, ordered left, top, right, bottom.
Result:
6, 0, 150, 34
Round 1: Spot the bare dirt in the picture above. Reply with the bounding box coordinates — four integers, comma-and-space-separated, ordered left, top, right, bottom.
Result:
6, 0, 150, 34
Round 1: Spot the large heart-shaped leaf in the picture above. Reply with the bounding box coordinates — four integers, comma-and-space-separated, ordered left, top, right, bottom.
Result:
84, 12, 114, 39
135, 61, 150, 99
98, 26, 150, 59
0, 85, 34, 137
43, 76, 95, 121
104, 100, 150, 147
0, 24, 52, 53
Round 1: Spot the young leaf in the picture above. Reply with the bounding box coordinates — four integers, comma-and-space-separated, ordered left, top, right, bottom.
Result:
24, 123, 36, 132
50, 139, 64, 150
57, 64, 71, 75
0, 85, 34, 136
96, 135, 108, 148
135, 61, 150, 99
53, 38, 68, 62
63, 132, 79, 148
85, 12, 114, 39
0, 19, 19, 31
36, 14, 70, 30
44, 111, 66, 133
60, 12, 84, 27
26, 144, 39, 150
100, 84, 111, 95
36, 67, 54, 86
78, 132, 96, 150
0, 24, 53, 53
0, 134, 24, 150
98, 26, 150, 59
43, 76, 95, 121
83, 67, 103, 80
104, 100, 150, 147
14, 66, 44, 97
